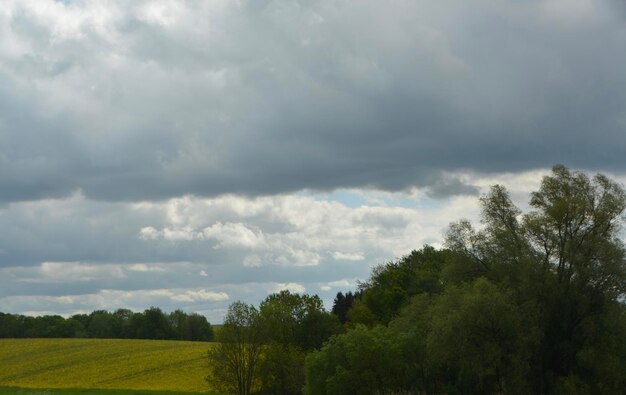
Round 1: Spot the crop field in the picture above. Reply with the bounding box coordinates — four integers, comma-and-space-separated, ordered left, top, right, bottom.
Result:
0, 388, 208, 394
0, 338, 223, 394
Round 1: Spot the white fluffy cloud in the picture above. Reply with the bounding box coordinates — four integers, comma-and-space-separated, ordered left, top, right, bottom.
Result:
0, 170, 551, 320
319, 279, 354, 292
272, 283, 306, 294
135, 192, 481, 267
170, 289, 229, 303
331, 252, 365, 261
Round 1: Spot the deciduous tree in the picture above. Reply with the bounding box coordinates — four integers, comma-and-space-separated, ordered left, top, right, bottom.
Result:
207, 301, 263, 395
445, 165, 626, 393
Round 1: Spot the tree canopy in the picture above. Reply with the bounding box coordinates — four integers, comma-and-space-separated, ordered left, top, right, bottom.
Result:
208, 292, 340, 395
0, 307, 213, 341
306, 165, 626, 395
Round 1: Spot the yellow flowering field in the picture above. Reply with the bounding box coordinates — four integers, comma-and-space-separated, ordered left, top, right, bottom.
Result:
0, 338, 216, 393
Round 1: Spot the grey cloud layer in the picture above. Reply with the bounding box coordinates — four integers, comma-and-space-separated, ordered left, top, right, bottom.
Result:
0, 189, 486, 319
1, 0, 624, 202
0, 168, 548, 318
1, 0, 624, 319
0, 191, 465, 269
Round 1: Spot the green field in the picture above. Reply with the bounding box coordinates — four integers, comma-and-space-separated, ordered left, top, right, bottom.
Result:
0, 388, 206, 394
0, 339, 223, 394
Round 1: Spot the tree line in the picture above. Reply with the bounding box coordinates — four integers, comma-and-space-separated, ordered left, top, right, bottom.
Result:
210, 166, 626, 395
0, 307, 214, 341
208, 292, 341, 395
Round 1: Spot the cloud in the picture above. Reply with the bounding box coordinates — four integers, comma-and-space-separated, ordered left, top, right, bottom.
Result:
320, 279, 354, 291
127, 263, 165, 272
14, 262, 126, 283
3, 172, 554, 274
0, 185, 483, 317
2, 0, 625, 320
135, 193, 473, 268
201, 222, 265, 249
0, 169, 557, 319
0, 1, 625, 203
170, 289, 229, 302
272, 283, 306, 294
331, 252, 365, 261
425, 176, 480, 199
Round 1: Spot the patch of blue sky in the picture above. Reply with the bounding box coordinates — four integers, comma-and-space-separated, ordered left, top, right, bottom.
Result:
414, 196, 447, 210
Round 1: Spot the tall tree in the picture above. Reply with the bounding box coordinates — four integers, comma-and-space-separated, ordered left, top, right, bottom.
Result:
304, 325, 408, 395
305, 165, 626, 395
257, 290, 340, 395
186, 313, 214, 341
207, 301, 263, 395
347, 246, 450, 325
331, 291, 359, 324
445, 165, 626, 393
427, 278, 529, 395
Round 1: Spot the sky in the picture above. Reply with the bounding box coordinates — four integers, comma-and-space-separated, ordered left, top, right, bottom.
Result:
1, 0, 626, 323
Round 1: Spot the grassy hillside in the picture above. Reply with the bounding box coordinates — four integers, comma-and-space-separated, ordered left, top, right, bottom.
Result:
0, 388, 208, 395
0, 338, 221, 393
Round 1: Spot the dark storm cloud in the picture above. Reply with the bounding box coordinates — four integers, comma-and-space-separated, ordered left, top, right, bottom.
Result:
426, 176, 480, 199
1, 0, 625, 203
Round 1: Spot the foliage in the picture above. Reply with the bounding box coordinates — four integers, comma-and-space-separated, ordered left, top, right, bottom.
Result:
207, 302, 263, 395
444, 165, 626, 393
304, 325, 408, 395
257, 344, 306, 395
0, 308, 213, 342
258, 290, 340, 351
305, 165, 626, 395
206, 292, 339, 395
351, 246, 450, 325
331, 291, 359, 324
256, 291, 340, 395
345, 298, 378, 327
427, 278, 530, 394
0, 338, 213, 393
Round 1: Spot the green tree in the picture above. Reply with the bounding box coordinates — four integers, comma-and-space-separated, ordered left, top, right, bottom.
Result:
304, 166, 626, 395
345, 298, 378, 327
0, 313, 20, 337
258, 344, 306, 395
88, 310, 115, 338
257, 290, 340, 395
304, 325, 408, 395
427, 278, 529, 395
331, 291, 359, 324
445, 165, 626, 393
387, 293, 439, 393
207, 301, 263, 395
526, 166, 626, 393
169, 309, 188, 340
186, 313, 214, 341
348, 246, 450, 325
142, 307, 173, 339
112, 308, 133, 338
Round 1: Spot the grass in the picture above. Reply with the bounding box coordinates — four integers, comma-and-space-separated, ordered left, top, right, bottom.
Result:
0, 339, 223, 394
0, 388, 214, 394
